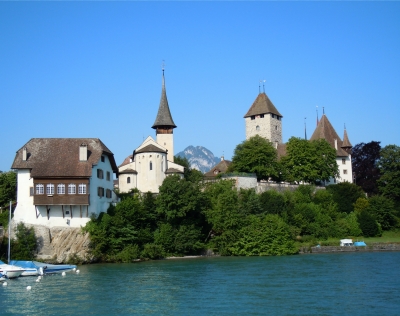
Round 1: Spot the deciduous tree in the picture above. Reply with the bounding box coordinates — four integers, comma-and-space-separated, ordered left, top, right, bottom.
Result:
378, 144, 400, 203
352, 141, 381, 196
229, 135, 278, 181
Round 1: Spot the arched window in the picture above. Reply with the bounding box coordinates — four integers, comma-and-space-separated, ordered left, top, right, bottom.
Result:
78, 184, 87, 194
161, 161, 164, 172
46, 184, 54, 195
127, 177, 131, 184
36, 184, 44, 195
68, 184, 76, 194
256, 125, 260, 131
57, 184, 65, 194
150, 161, 153, 170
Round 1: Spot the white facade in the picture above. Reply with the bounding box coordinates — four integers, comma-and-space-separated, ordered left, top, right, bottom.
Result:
118, 136, 184, 194
157, 133, 174, 162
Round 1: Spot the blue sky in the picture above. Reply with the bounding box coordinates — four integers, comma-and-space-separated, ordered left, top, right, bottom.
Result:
1, 2, 399, 172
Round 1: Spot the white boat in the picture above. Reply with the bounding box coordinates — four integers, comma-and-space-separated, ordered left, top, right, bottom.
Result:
0, 260, 25, 279
9, 260, 77, 276
0, 273, 7, 282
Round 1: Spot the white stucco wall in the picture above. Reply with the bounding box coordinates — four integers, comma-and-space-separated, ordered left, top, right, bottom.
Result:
13, 156, 116, 228
157, 133, 174, 162
136, 152, 167, 193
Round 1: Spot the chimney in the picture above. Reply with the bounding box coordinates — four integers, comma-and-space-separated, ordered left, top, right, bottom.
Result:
221, 156, 224, 161
79, 144, 88, 161
22, 147, 27, 161
334, 139, 338, 150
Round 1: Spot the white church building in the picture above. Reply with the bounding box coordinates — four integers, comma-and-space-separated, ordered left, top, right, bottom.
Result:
118, 70, 184, 194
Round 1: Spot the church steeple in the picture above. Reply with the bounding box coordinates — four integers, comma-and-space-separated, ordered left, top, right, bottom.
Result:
152, 69, 177, 131
152, 68, 176, 162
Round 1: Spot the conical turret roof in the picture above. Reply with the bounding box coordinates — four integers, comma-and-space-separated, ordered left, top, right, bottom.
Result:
244, 92, 282, 118
152, 71, 177, 129
310, 114, 349, 156
342, 128, 352, 148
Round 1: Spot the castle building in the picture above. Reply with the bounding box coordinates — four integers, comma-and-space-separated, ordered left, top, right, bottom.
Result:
244, 91, 283, 146
118, 70, 184, 194
11, 138, 118, 228
310, 114, 353, 184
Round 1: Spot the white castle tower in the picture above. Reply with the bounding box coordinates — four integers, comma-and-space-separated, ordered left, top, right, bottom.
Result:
244, 91, 283, 146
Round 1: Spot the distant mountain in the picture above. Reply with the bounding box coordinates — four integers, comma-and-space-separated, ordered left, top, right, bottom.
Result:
176, 146, 221, 173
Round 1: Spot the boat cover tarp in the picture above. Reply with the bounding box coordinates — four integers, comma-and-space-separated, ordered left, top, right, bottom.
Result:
9, 260, 76, 273
354, 241, 367, 246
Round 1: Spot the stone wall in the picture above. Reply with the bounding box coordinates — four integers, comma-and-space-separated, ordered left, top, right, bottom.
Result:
11, 222, 92, 263
257, 182, 326, 194
299, 243, 400, 254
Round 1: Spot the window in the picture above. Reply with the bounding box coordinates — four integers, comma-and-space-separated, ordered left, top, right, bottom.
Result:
251, 116, 255, 120
161, 161, 164, 172
342, 159, 346, 165
98, 187, 104, 197
78, 184, 86, 194
127, 177, 131, 184
106, 189, 112, 198
343, 169, 348, 175
106, 171, 111, 181
275, 125, 278, 130
260, 114, 264, 118
57, 184, 65, 194
272, 114, 275, 118
150, 161, 153, 170
46, 184, 54, 195
68, 184, 76, 194
97, 169, 104, 179
256, 126, 260, 131
101, 156, 105, 162
30, 187, 34, 196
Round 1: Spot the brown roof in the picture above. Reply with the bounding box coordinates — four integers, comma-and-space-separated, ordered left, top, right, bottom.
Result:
204, 159, 232, 177
165, 168, 184, 174
244, 92, 282, 118
11, 138, 118, 177
119, 155, 133, 168
135, 144, 167, 154
119, 168, 138, 175
342, 129, 352, 148
309, 115, 349, 157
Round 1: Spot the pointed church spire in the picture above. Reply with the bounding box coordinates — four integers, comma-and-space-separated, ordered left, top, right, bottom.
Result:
152, 68, 177, 130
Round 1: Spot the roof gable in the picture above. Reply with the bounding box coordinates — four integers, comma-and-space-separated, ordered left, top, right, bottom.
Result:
11, 138, 118, 177
135, 136, 167, 154
244, 92, 282, 118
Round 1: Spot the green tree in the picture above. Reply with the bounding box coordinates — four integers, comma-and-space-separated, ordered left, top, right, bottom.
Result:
326, 182, 364, 214
352, 141, 381, 196
357, 209, 381, 237
378, 145, 400, 203
231, 214, 297, 256
281, 137, 338, 184
366, 195, 397, 231
174, 155, 203, 183
0, 171, 17, 207
229, 135, 278, 181
10, 223, 37, 260
259, 190, 287, 216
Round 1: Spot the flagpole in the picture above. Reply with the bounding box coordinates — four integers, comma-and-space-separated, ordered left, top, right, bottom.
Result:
8, 200, 11, 263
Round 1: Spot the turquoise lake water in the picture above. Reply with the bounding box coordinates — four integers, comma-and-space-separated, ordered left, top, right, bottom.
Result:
1, 252, 399, 315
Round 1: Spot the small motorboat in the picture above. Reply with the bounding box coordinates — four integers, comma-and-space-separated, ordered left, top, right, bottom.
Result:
0, 260, 25, 279
9, 260, 77, 276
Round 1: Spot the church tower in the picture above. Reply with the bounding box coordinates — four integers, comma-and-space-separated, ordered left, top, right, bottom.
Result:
244, 91, 283, 146
152, 69, 177, 162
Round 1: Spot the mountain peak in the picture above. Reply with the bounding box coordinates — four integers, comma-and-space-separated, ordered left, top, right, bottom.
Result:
176, 146, 221, 173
